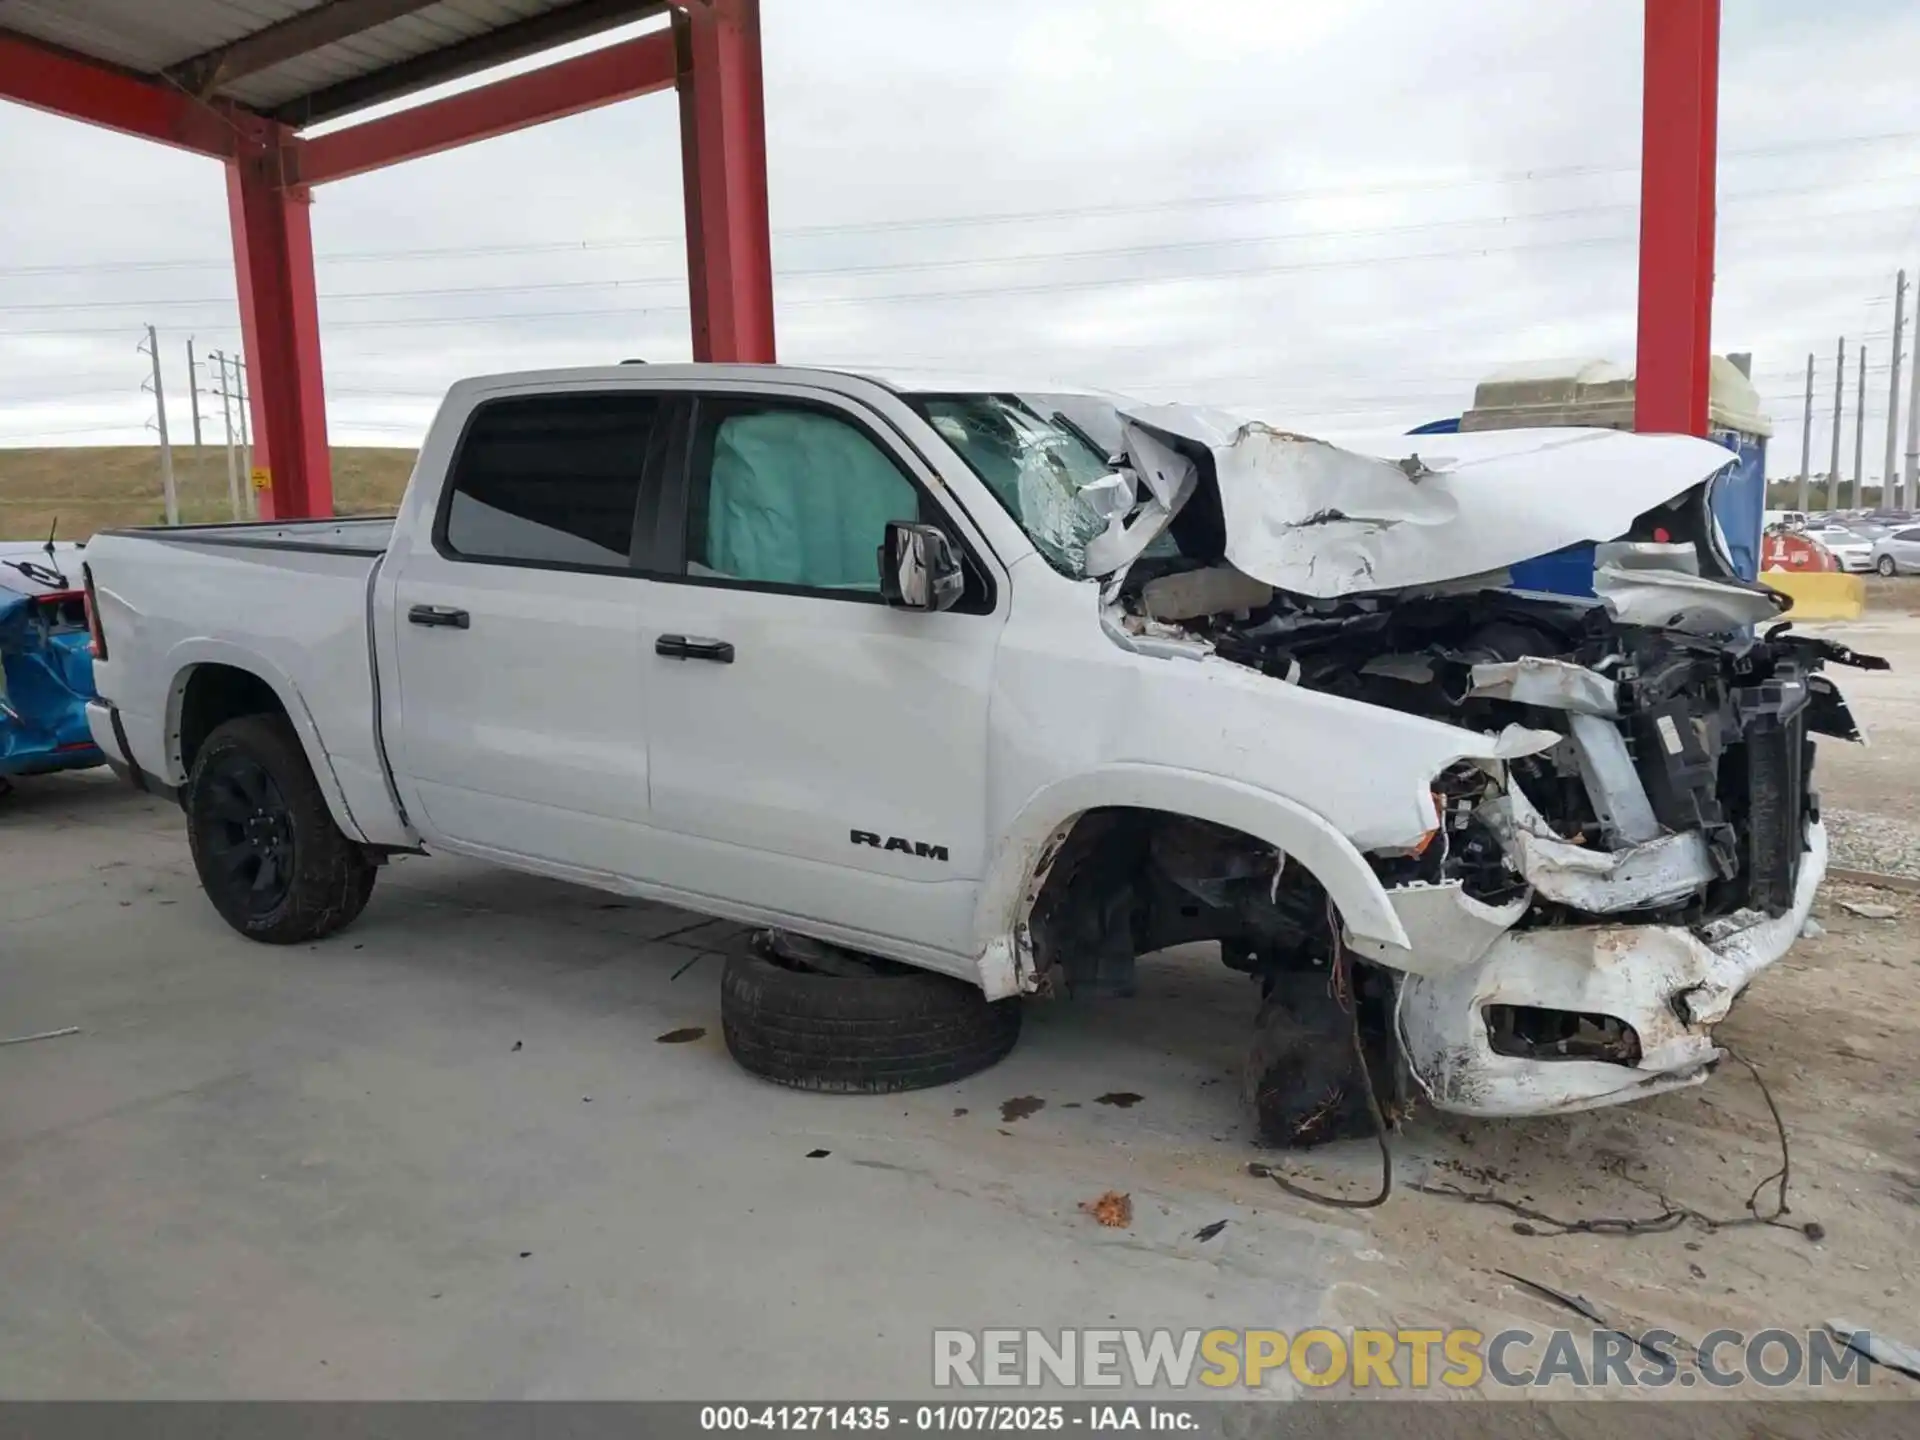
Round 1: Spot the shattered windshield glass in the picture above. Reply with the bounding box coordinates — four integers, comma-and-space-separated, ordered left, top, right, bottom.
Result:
911, 393, 1172, 576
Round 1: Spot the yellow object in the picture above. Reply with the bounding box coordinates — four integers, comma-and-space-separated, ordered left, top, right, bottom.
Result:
249, 467, 270, 491
1761, 570, 1865, 619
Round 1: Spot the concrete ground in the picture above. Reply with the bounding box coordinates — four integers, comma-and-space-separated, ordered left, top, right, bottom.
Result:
0, 773, 1354, 1399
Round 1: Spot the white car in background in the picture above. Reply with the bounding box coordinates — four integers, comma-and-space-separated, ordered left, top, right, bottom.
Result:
1870, 524, 1920, 575
1803, 524, 1876, 572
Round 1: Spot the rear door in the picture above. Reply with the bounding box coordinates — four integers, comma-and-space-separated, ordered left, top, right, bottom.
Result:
1894, 526, 1920, 569
386, 389, 670, 876
636, 388, 1007, 960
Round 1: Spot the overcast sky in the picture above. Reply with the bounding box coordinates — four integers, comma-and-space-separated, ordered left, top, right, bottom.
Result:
2, 0, 1918, 479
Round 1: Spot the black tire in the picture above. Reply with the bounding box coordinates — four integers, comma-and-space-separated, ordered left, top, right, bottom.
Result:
186, 713, 376, 944
1877, 554, 1898, 577
1244, 984, 1385, 1149
721, 947, 1021, 1093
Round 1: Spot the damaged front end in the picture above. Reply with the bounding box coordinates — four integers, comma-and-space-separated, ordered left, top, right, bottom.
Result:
1184, 570, 1876, 1120
1005, 404, 1886, 1137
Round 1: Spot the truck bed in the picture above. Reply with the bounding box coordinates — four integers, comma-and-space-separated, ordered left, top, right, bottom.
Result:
83, 515, 412, 848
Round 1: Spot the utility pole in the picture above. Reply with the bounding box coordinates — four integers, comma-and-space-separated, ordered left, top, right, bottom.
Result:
1798, 352, 1814, 513
1886, 272, 1907, 504
185, 337, 204, 449
234, 357, 255, 519
1853, 343, 1867, 507
1906, 284, 1920, 509
209, 348, 241, 520
140, 324, 178, 526
1828, 336, 1845, 511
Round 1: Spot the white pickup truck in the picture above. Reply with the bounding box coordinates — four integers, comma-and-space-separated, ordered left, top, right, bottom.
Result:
81, 364, 1882, 1144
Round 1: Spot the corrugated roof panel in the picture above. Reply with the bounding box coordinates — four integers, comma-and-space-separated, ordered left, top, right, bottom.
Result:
213, 1, 609, 112
219, 3, 506, 108
1, 0, 656, 123
0, 0, 317, 73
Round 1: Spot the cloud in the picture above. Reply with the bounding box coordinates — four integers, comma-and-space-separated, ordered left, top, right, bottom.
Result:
0, 0, 1917, 481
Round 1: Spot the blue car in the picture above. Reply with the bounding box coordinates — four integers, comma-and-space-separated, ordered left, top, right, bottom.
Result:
1, 540, 103, 787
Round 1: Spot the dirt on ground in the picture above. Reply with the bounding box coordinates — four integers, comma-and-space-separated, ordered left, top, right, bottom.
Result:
1284, 868, 1918, 1395
0, 444, 416, 538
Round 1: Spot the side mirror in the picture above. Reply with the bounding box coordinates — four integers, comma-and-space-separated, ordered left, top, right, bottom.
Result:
879, 521, 964, 612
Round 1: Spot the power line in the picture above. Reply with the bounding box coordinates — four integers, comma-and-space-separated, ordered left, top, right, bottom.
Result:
0, 217, 1901, 342
3, 126, 1917, 282
7, 179, 1918, 319
4, 195, 1912, 343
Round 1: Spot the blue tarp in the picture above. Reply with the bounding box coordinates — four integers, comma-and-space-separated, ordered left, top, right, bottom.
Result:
0, 578, 102, 778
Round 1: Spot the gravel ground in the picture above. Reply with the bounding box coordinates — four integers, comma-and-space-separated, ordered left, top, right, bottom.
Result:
1799, 601, 1920, 867
1826, 806, 1920, 880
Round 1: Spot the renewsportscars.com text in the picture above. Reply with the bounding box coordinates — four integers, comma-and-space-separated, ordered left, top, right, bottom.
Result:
933, 1326, 1876, 1390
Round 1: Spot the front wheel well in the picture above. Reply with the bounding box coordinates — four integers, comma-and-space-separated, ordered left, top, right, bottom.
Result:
175, 664, 288, 779
1025, 807, 1343, 996
1025, 806, 1405, 1145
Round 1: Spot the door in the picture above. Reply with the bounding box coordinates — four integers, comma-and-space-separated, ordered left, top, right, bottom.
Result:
639, 392, 1006, 959
386, 389, 669, 876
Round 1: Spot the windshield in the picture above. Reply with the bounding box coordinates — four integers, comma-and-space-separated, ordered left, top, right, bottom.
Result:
909, 392, 1181, 576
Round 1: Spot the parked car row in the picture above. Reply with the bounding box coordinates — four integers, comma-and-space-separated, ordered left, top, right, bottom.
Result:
1764, 509, 1920, 575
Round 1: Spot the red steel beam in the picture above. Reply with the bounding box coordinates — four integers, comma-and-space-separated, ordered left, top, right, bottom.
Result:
297, 26, 677, 186
1634, 0, 1720, 436
675, 0, 775, 362
228, 114, 333, 519
0, 29, 235, 157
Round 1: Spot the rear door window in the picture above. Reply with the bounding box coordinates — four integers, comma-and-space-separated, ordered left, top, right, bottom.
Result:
440, 393, 660, 569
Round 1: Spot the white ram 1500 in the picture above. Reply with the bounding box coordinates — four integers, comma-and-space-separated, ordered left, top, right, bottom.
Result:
80, 365, 1883, 1143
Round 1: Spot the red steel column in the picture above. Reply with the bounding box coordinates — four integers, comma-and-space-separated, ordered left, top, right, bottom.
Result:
227, 113, 333, 518
675, 0, 775, 362
1634, 0, 1719, 436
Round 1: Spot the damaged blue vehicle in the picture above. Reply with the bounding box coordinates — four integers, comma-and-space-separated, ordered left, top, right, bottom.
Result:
1, 538, 103, 790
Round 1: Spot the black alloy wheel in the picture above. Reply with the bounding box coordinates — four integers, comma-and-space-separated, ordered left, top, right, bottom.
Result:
186, 714, 377, 944
198, 754, 297, 917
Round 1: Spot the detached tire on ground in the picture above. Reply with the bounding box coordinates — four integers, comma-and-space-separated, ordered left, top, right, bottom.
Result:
186, 713, 376, 945
1244, 981, 1394, 1149
721, 944, 1021, 1093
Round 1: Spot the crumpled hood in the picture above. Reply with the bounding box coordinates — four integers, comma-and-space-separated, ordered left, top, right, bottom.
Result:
1108, 405, 1740, 599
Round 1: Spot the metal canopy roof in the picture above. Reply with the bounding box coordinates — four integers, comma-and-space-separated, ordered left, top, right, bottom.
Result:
0, 0, 668, 127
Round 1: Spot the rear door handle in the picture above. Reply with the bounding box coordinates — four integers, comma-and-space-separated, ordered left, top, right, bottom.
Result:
408, 604, 470, 629
656, 634, 734, 664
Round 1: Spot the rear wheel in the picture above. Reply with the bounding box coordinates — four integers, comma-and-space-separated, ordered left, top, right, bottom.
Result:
1878, 554, 1898, 576
186, 714, 376, 944
721, 933, 1021, 1093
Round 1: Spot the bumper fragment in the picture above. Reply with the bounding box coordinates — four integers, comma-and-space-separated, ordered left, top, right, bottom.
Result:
1396, 822, 1826, 1118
